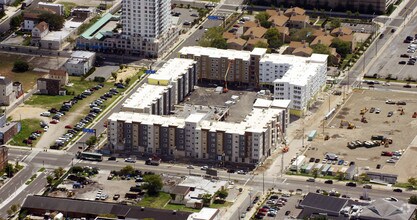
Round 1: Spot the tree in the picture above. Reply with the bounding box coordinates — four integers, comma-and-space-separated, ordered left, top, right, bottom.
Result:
13, 60, 29, 72
408, 177, 417, 186
5, 163, 14, 178
290, 28, 315, 42
354, 11, 360, 18
329, 19, 341, 29
143, 174, 163, 196
38, 12, 65, 31
346, 10, 353, 17
312, 168, 319, 178
10, 204, 19, 213
255, 12, 271, 28
202, 193, 212, 205
71, 166, 84, 174
54, 167, 65, 179
253, 40, 269, 48
125, 78, 131, 85
10, 15, 23, 30
86, 136, 97, 147
199, 27, 227, 49
409, 195, 417, 204
217, 189, 228, 199
120, 165, 135, 176
264, 28, 283, 48
46, 175, 54, 185
331, 38, 351, 58
311, 44, 331, 55
111, 72, 118, 81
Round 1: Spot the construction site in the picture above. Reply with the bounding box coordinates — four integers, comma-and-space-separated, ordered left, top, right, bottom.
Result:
304, 89, 417, 181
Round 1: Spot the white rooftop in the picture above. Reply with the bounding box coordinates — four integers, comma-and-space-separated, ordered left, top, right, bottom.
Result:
253, 99, 291, 109
108, 111, 185, 127
185, 113, 207, 123
264, 53, 327, 86
71, 51, 95, 59
179, 176, 228, 198
122, 84, 168, 111
251, 47, 267, 56
187, 208, 219, 220
179, 46, 251, 60
148, 58, 196, 83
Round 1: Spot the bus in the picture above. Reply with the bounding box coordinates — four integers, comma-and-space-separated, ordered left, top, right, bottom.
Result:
77, 152, 103, 162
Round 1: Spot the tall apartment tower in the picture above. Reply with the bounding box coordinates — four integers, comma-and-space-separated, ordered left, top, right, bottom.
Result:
121, 0, 173, 57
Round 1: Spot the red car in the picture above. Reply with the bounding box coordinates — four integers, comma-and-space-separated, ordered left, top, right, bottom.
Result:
65, 125, 73, 129
50, 120, 59, 124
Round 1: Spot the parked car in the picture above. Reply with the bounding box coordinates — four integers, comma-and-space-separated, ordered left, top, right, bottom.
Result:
346, 182, 357, 187
324, 180, 333, 184
306, 178, 315, 182
393, 188, 403, 193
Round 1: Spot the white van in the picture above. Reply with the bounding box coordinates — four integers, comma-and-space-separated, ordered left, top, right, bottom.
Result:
40, 112, 51, 117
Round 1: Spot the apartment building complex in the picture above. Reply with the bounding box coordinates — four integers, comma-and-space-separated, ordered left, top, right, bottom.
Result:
121, 58, 197, 115
108, 99, 289, 164
179, 46, 328, 113
179, 47, 266, 86
259, 53, 328, 113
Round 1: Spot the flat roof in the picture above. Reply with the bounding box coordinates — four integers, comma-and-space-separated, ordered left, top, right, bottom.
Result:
300, 193, 348, 214
71, 51, 95, 59
179, 46, 251, 60
148, 58, 196, 83
122, 84, 168, 111
187, 208, 219, 220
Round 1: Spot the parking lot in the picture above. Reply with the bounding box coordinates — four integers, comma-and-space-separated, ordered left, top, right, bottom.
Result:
366, 13, 417, 80
305, 90, 417, 179
172, 8, 201, 27
253, 192, 302, 219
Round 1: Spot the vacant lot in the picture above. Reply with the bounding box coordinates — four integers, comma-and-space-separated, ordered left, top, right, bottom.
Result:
9, 118, 42, 146
305, 89, 417, 178
0, 53, 66, 91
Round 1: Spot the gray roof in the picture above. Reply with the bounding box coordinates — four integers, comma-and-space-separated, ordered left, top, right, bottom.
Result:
22, 195, 191, 220
299, 193, 348, 215
359, 199, 416, 220
0, 77, 11, 85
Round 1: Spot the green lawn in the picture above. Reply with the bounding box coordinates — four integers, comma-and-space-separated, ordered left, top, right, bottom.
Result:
24, 77, 115, 110
210, 201, 232, 209
9, 118, 42, 146
164, 204, 200, 212
137, 192, 171, 208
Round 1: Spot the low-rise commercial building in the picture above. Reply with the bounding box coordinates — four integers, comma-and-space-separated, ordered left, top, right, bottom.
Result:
64, 51, 96, 76
37, 78, 61, 95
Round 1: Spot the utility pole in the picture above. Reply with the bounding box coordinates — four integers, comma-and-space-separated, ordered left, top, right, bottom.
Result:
262, 172, 265, 194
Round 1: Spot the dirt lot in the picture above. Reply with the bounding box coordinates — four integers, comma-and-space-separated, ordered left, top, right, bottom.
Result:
305, 89, 417, 179
0, 52, 67, 91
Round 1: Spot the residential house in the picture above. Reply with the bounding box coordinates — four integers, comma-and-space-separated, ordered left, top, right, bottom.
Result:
331, 27, 353, 36
276, 26, 290, 43
284, 41, 308, 54
222, 32, 236, 40
288, 14, 309, 29
64, 51, 96, 76
265, 9, 280, 17
169, 185, 191, 204
243, 26, 267, 39
227, 37, 246, 50
242, 20, 257, 33
292, 46, 313, 57
312, 28, 327, 37
0, 77, 15, 106
284, 7, 305, 17
0, 122, 21, 145
311, 35, 334, 47
329, 48, 342, 64
268, 13, 288, 27
12, 82, 23, 99
49, 69, 68, 86
358, 198, 417, 219
22, 8, 55, 31
246, 38, 268, 51
31, 21, 49, 46
0, 145, 7, 170
37, 78, 61, 95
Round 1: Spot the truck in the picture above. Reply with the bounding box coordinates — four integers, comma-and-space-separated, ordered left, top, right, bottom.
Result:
145, 156, 161, 166
290, 155, 305, 171
21, 0, 33, 9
